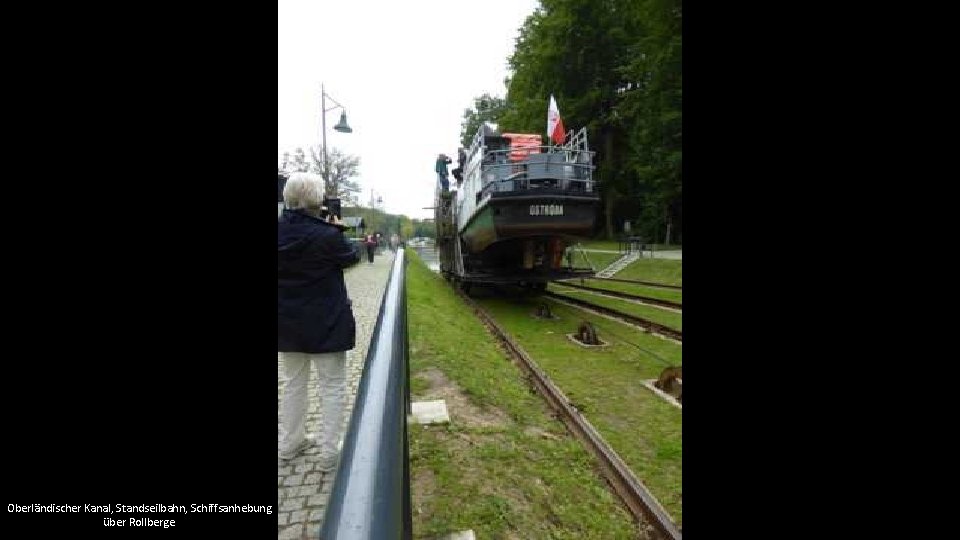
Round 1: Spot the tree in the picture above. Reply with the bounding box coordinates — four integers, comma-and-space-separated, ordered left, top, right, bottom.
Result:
460, 94, 507, 148
280, 148, 310, 173
307, 146, 362, 205
492, 0, 681, 242
279, 146, 362, 204
399, 215, 414, 240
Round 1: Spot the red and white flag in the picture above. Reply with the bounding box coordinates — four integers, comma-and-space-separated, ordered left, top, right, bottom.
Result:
547, 95, 566, 145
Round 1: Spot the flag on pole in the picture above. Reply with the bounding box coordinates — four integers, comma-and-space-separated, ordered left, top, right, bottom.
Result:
547, 95, 566, 145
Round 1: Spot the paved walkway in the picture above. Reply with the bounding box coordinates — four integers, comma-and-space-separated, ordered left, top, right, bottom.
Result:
277, 250, 396, 539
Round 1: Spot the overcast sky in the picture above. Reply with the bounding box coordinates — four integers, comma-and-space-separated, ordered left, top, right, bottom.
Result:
278, 0, 540, 219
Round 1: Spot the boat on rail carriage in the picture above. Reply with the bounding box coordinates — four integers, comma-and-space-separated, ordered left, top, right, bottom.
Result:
435, 122, 600, 292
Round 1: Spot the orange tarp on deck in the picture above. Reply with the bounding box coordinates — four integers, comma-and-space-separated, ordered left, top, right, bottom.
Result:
502, 133, 542, 162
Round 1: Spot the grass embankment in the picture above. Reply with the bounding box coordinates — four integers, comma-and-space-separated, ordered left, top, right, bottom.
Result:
476, 294, 683, 525
613, 258, 682, 286
567, 249, 621, 272
548, 284, 682, 332
580, 241, 682, 252
573, 278, 683, 304
405, 249, 639, 539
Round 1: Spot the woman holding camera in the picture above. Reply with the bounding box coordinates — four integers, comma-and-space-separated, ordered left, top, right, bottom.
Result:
277, 173, 360, 468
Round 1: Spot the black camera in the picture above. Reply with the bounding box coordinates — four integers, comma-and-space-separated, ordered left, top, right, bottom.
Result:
321, 197, 341, 220
278, 173, 288, 203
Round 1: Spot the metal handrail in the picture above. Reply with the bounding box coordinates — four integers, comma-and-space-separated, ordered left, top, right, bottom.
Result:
320, 250, 411, 540
474, 145, 597, 201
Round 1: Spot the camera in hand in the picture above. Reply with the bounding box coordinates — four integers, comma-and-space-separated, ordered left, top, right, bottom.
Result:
278, 173, 288, 203
321, 197, 342, 220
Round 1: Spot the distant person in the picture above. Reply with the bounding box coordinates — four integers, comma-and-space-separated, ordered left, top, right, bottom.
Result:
435, 153, 452, 192
278, 173, 360, 469
364, 233, 376, 263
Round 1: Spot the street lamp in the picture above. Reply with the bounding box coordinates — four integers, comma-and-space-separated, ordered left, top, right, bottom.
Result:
321, 82, 353, 196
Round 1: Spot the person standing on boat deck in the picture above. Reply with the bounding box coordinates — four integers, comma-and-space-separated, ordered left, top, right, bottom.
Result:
435, 153, 452, 191
451, 147, 466, 186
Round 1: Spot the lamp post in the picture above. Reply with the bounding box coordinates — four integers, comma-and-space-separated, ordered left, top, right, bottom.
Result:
321, 83, 353, 197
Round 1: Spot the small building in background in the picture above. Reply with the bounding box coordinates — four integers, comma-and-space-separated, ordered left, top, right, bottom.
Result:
341, 216, 366, 236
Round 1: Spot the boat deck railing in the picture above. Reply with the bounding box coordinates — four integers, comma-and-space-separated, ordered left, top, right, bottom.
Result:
477, 146, 597, 200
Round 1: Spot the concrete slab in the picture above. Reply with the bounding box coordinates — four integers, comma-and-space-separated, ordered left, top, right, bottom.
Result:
437, 530, 476, 540
410, 400, 450, 424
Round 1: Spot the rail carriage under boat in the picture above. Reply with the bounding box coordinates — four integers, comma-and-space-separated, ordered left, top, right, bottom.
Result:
435, 122, 600, 292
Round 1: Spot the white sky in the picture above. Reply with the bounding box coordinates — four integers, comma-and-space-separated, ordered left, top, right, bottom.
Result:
278, 0, 540, 219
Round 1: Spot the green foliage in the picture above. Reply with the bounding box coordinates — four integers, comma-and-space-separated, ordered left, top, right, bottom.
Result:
405, 250, 640, 538
399, 215, 414, 239
468, 0, 682, 241
338, 205, 436, 241
613, 257, 683, 285
474, 291, 683, 524
460, 94, 507, 148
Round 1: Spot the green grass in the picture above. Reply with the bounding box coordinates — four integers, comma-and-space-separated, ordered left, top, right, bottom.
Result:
578, 240, 622, 251
578, 240, 682, 252
567, 249, 622, 272
614, 258, 683, 286
405, 249, 640, 539
476, 294, 683, 525
571, 278, 683, 304
549, 284, 682, 332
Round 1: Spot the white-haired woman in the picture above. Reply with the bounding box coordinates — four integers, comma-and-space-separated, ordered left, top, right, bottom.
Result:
277, 173, 359, 468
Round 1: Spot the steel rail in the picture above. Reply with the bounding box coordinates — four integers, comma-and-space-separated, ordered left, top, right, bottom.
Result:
584, 276, 682, 291
542, 291, 683, 342
455, 289, 682, 540
552, 281, 682, 310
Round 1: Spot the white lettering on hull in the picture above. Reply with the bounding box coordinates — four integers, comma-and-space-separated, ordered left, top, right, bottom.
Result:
529, 204, 564, 216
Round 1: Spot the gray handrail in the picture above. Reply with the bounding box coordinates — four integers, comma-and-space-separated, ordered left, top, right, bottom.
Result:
320, 249, 411, 540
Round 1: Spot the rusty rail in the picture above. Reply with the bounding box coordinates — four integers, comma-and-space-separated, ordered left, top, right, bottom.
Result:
584, 277, 682, 291
455, 289, 682, 540
553, 281, 682, 310
543, 292, 683, 342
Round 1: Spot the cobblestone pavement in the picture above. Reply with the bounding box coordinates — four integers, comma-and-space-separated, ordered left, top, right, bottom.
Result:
277, 250, 396, 539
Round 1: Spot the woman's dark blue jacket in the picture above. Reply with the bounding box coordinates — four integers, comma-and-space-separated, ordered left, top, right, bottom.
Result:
278, 209, 360, 353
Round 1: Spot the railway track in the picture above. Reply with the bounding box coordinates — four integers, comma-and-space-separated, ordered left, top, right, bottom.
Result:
553, 281, 682, 310
543, 291, 683, 342
579, 277, 682, 291
455, 288, 683, 540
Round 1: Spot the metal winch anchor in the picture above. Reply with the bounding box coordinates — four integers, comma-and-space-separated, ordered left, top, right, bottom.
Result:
653, 366, 682, 403
575, 321, 600, 345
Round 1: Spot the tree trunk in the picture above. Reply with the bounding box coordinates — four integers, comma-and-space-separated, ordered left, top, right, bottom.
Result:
603, 130, 616, 239
665, 215, 672, 246
604, 188, 617, 240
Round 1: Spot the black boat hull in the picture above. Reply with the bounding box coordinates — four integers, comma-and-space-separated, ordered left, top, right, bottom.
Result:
460, 193, 599, 254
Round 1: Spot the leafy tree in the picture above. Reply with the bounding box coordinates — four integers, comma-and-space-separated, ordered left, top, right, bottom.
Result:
460, 94, 507, 148
484, 0, 681, 242
399, 215, 415, 239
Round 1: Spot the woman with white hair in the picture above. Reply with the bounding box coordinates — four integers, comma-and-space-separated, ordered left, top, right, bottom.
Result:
277, 173, 360, 468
